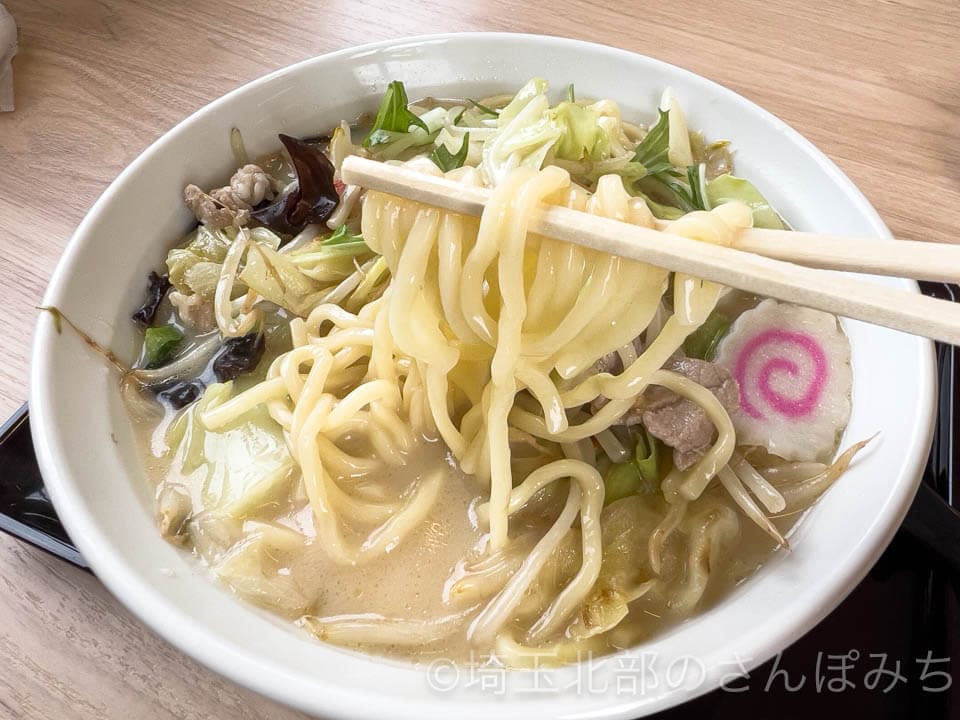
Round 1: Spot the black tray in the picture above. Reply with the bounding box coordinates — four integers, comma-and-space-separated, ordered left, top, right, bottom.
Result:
2, 283, 958, 718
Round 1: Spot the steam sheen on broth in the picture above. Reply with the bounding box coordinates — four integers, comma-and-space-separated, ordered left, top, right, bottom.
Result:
124, 79, 863, 666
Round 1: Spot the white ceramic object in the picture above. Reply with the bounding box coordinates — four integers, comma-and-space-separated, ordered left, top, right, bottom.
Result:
30, 33, 935, 719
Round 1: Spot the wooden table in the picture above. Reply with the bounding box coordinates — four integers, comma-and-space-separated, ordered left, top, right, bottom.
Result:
0, 0, 958, 716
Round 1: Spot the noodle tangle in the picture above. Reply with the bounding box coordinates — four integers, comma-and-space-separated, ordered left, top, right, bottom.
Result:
199, 160, 821, 653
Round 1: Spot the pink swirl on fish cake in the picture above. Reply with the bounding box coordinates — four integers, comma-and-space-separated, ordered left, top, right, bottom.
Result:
733, 329, 828, 420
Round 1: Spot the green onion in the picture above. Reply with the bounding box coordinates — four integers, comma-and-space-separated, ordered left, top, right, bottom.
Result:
144, 326, 184, 368
430, 132, 470, 172
566, 83, 576, 103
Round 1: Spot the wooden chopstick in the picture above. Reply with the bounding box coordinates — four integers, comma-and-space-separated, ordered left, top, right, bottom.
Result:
679, 223, 960, 284
341, 156, 960, 345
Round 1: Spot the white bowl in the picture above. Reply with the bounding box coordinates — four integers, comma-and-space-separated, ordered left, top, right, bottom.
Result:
30, 33, 935, 719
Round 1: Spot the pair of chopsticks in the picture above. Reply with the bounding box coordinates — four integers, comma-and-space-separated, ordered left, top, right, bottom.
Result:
341, 156, 960, 346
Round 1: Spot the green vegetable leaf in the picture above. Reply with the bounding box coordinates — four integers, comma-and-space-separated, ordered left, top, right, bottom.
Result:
468, 99, 499, 117
286, 225, 371, 283
683, 310, 731, 360
430, 132, 471, 171
322, 224, 365, 246
604, 461, 642, 506
362, 81, 429, 148
575, 155, 648, 190
365, 128, 440, 160
686, 163, 710, 211
631, 110, 710, 213
144, 325, 184, 368
634, 428, 663, 493
705, 173, 785, 229
298, 224, 370, 261
637, 162, 711, 214
363, 129, 405, 148
603, 428, 665, 505
635, 192, 685, 220
632, 109, 673, 175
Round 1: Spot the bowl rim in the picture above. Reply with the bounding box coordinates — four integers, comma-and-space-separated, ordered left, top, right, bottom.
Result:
29, 31, 937, 719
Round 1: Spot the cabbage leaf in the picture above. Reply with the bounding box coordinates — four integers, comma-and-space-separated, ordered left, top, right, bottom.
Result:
166, 225, 234, 297
166, 382, 293, 520
239, 242, 326, 316
213, 534, 309, 617
481, 78, 629, 185
568, 496, 661, 639
705, 173, 785, 229
481, 79, 561, 185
